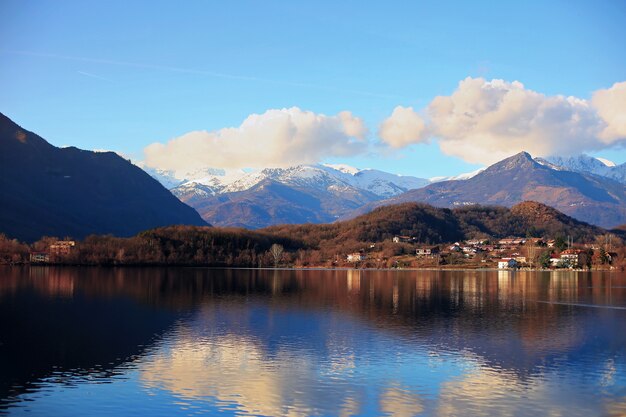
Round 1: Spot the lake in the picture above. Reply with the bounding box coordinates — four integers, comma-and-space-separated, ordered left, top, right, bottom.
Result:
1, 267, 625, 416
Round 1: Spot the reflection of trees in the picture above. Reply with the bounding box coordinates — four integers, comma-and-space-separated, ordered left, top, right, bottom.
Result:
0, 267, 186, 405
1, 266, 625, 408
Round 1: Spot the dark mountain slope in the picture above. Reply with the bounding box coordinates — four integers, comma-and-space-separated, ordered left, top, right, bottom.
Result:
0, 113, 207, 241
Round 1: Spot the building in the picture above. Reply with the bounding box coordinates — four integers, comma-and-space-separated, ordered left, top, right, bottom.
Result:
416, 246, 440, 257
30, 252, 50, 263
498, 258, 519, 269
393, 236, 414, 243
449, 244, 462, 252
498, 238, 526, 246
49, 240, 76, 256
560, 249, 582, 267
346, 253, 366, 262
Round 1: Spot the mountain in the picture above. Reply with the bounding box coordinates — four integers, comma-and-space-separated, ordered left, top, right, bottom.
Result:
0, 112, 207, 242
148, 163, 429, 199
538, 154, 626, 184
348, 152, 626, 228
168, 164, 429, 228
264, 201, 604, 249
174, 176, 380, 229
135, 163, 236, 190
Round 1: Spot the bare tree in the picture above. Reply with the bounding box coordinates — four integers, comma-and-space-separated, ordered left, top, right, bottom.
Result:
270, 243, 284, 267
526, 241, 538, 269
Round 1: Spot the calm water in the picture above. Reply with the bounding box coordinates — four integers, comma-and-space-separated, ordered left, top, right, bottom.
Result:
1, 267, 625, 416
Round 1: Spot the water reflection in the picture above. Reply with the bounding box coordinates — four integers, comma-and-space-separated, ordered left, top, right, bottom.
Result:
1, 267, 625, 416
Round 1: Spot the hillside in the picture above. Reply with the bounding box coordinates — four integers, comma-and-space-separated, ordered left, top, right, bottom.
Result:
0, 113, 207, 242
349, 152, 626, 228
264, 201, 604, 251
6, 200, 608, 267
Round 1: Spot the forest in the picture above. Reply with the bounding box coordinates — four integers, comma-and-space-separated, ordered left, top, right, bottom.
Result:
0, 201, 623, 268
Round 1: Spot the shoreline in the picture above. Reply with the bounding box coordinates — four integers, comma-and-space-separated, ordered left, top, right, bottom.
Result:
1, 264, 619, 273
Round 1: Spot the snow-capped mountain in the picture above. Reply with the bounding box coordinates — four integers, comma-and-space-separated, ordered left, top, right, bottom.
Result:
138, 163, 429, 228
347, 152, 626, 228
140, 163, 429, 199
137, 152, 626, 229
536, 154, 626, 184
135, 162, 245, 192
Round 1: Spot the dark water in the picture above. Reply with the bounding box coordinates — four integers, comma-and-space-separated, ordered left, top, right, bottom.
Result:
1, 267, 625, 416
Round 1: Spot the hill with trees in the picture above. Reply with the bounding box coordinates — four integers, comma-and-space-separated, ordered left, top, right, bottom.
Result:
2, 201, 612, 268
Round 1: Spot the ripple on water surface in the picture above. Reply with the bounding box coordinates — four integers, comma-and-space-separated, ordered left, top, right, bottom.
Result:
1, 267, 625, 416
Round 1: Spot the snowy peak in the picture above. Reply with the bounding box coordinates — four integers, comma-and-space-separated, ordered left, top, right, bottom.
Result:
486, 151, 538, 172
352, 169, 429, 197
172, 181, 219, 198
159, 163, 429, 199
542, 155, 614, 175
539, 154, 626, 184
322, 163, 360, 175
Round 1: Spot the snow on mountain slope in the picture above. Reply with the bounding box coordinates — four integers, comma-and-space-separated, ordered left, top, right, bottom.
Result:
429, 168, 485, 183
322, 163, 361, 175
596, 157, 616, 167
541, 155, 614, 176
150, 163, 430, 199
539, 154, 626, 184
351, 169, 429, 197
137, 165, 187, 189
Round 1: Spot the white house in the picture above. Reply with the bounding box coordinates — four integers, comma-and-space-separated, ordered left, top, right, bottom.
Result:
347, 253, 365, 262
416, 246, 440, 257
498, 258, 519, 269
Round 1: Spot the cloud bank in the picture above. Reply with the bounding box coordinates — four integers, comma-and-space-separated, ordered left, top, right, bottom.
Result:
143, 107, 367, 172
379, 78, 626, 164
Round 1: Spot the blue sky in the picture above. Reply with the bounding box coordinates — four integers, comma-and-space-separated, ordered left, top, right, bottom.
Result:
1, 0, 625, 177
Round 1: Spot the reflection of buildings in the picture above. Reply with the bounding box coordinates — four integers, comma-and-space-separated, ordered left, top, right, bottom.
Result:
346, 269, 361, 293
2, 267, 625, 416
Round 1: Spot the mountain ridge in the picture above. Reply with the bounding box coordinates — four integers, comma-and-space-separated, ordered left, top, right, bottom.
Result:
0, 112, 208, 242
345, 152, 626, 228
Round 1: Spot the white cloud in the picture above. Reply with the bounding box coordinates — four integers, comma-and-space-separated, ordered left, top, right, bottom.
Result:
143, 107, 367, 172
592, 81, 626, 142
379, 77, 626, 165
378, 106, 428, 148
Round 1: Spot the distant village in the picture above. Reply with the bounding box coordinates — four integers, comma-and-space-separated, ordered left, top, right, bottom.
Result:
344, 235, 620, 270
0, 231, 622, 270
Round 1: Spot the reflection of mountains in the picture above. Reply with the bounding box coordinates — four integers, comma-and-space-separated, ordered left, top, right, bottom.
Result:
0, 267, 188, 406
2, 266, 624, 387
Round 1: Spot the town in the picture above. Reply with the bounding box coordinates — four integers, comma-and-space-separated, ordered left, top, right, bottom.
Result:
344, 235, 620, 270
1, 230, 621, 271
